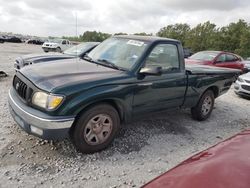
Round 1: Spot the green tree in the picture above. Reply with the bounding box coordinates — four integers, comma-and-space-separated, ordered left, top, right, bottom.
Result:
114, 32, 128, 35
185, 21, 218, 52
218, 19, 248, 53
157, 23, 190, 46
133, 32, 152, 36
79, 31, 111, 42
235, 29, 250, 58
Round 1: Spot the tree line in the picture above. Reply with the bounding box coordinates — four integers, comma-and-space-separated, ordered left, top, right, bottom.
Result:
63, 19, 250, 58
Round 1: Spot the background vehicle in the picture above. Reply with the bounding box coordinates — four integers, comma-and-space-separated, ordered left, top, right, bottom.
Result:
26, 39, 44, 45
0, 71, 8, 77
9, 36, 240, 154
183, 48, 193, 58
143, 129, 250, 188
186, 51, 244, 72
5, 36, 22, 43
42, 39, 72, 53
234, 72, 250, 98
14, 42, 99, 70
0, 36, 5, 43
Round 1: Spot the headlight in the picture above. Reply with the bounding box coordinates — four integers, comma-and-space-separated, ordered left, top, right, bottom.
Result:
237, 77, 244, 82
23, 61, 32, 66
32, 92, 64, 110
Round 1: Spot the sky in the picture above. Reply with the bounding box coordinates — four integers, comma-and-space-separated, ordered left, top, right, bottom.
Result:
0, 0, 250, 37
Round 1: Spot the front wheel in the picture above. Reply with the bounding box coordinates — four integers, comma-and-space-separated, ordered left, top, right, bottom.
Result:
191, 90, 215, 121
71, 104, 120, 153
56, 47, 61, 53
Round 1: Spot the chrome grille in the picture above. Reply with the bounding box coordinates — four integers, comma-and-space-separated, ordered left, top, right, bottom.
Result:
13, 76, 28, 100
245, 79, 250, 84
242, 85, 250, 91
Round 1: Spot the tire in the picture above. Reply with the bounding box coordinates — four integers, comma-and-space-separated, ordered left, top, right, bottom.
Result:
71, 103, 120, 154
44, 50, 48, 53
56, 47, 61, 53
191, 90, 215, 121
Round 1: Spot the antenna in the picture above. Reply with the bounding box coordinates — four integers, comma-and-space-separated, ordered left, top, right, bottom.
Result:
75, 11, 78, 38
75, 11, 78, 68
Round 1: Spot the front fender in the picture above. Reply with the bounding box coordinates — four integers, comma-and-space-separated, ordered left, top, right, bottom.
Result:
56, 84, 135, 121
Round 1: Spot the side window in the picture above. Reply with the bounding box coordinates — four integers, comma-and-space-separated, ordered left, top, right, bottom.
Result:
145, 43, 180, 71
62, 40, 66, 45
226, 54, 237, 62
216, 54, 226, 62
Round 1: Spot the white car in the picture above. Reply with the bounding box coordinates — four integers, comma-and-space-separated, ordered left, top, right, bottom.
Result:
234, 72, 250, 97
42, 39, 72, 53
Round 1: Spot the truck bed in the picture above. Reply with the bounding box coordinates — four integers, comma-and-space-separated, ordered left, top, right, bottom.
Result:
186, 64, 241, 75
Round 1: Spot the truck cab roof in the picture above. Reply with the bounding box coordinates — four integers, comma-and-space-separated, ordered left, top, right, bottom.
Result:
113, 35, 181, 44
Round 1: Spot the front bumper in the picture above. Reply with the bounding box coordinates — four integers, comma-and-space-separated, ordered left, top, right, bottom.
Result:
234, 80, 250, 97
42, 46, 57, 52
8, 88, 75, 140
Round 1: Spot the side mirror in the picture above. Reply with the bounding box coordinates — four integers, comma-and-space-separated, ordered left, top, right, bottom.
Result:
139, 66, 162, 76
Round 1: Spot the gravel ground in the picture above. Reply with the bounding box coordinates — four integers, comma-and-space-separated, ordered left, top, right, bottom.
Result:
0, 42, 250, 188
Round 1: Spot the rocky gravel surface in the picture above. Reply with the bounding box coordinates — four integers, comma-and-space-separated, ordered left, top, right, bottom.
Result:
0, 42, 250, 188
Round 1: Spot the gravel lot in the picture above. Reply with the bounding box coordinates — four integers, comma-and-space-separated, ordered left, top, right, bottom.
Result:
0, 42, 250, 188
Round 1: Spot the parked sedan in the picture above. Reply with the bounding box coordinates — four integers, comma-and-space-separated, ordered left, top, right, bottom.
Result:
26, 39, 44, 45
185, 51, 244, 72
14, 42, 99, 70
143, 129, 250, 188
234, 72, 250, 97
5, 36, 22, 43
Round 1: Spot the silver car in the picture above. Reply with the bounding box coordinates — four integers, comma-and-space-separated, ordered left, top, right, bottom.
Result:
234, 73, 250, 97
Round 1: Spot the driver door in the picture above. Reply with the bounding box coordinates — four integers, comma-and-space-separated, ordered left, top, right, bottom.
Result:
132, 43, 187, 116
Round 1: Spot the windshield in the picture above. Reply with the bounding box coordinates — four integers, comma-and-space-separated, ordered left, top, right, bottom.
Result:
190, 51, 219, 61
87, 37, 148, 70
48, 39, 63, 43
64, 43, 97, 56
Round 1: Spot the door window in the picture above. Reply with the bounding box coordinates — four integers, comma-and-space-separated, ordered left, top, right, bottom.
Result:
145, 43, 180, 72
62, 40, 66, 45
226, 54, 238, 62
216, 54, 226, 62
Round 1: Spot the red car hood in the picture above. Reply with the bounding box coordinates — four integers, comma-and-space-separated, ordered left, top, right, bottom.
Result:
185, 58, 212, 65
143, 129, 250, 188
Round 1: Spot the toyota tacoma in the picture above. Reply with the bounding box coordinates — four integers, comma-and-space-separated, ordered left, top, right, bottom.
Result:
9, 35, 240, 153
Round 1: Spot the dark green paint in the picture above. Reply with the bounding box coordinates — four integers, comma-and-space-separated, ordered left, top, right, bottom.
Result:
18, 36, 240, 123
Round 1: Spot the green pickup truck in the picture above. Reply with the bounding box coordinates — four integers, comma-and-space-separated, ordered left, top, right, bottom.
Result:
9, 35, 240, 153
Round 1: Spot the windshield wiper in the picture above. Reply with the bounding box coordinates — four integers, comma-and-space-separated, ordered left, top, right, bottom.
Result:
97, 58, 125, 71
83, 54, 94, 62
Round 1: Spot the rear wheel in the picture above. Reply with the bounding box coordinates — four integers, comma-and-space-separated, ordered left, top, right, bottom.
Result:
71, 104, 120, 153
191, 90, 214, 121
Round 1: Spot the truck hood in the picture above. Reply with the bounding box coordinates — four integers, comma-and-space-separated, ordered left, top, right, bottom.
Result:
17, 53, 75, 64
20, 59, 123, 92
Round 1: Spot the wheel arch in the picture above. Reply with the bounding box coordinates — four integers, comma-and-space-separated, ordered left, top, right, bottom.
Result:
205, 86, 219, 98
70, 99, 126, 132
